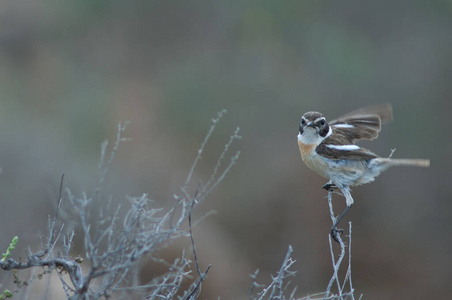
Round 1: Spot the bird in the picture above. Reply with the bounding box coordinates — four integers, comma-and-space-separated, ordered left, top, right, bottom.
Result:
297, 104, 430, 241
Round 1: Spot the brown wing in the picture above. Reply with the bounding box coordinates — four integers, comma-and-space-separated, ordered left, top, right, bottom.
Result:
315, 143, 379, 160
316, 128, 380, 160
329, 103, 393, 142
330, 103, 393, 124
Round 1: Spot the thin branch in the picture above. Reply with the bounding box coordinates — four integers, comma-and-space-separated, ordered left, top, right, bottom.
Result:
202, 127, 241, 194
388, 148, 396, 158
47, 173, 65, 256
249, 269, 264, 300
184, 185, 211, 300
94, 121, 130, 198
185, 109, 227, 187
250, 245, 297, 300
324, 190, 356, 300
341, 222, 354, 299
269, 245, 296, 299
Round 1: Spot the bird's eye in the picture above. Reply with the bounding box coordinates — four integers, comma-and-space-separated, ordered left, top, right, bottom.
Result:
320, 119, 326, 126
301, 119, 306, 126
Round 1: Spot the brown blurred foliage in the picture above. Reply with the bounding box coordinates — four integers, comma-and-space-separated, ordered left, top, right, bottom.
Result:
0, 1, 450, 299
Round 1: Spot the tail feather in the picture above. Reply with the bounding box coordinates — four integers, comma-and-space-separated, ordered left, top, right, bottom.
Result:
376, 158, 430, 167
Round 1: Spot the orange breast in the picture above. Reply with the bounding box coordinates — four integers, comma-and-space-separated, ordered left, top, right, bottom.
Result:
298, 140, 316, 162
298, 140, 329, 179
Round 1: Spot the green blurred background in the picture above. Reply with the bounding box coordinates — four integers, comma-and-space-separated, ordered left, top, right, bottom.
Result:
0, 1, 450, 299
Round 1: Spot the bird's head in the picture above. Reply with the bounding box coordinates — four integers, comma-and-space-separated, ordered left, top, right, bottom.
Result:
298, 111, 331, 144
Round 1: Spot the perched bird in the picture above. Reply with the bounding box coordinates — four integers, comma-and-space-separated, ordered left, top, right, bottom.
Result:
297, 104, 429, 241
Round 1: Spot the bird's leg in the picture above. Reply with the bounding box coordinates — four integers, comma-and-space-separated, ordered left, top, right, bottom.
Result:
322, 180, 337, 191
330, 205, 352, 243
330, 185, 354, 243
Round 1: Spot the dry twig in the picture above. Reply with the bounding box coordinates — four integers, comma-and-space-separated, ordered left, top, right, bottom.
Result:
0, 113, 240, 299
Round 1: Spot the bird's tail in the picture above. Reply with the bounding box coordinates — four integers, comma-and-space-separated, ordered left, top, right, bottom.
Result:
375, 158, 430, 168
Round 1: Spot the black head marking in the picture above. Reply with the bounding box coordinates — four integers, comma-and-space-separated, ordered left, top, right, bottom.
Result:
299, 124, 304, 134
319, 122, 330, 137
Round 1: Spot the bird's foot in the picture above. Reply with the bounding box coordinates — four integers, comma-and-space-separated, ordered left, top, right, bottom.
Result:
330, 227, 344, 243
322, 182, 337, 191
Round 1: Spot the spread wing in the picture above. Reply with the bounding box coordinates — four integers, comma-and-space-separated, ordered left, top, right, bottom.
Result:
315, 104, 393, 160
329, 103, 393, 142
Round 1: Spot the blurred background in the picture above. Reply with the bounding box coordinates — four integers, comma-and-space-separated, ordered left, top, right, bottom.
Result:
0, 0, 450, 299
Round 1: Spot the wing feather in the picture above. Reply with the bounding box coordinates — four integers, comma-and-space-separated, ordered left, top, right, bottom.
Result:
330, 103, 393, 124
314, 104, 393, 160
329, 104, 393, 141
315, 143, 378, 160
